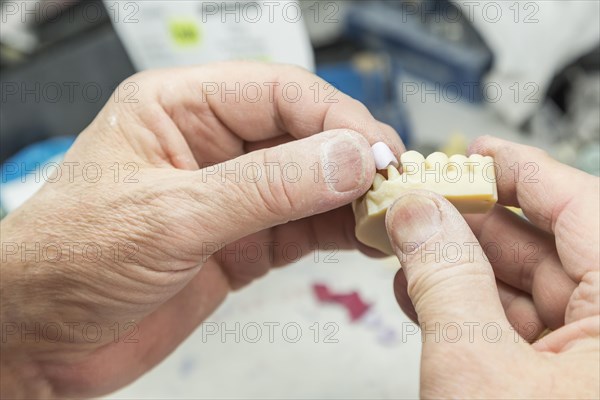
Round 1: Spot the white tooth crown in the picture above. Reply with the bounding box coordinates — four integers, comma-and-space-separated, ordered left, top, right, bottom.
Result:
372, 142, 399, 170
352, 151, 498, 255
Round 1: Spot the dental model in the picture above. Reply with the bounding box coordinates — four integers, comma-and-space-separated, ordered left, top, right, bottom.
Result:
353, 145, 498, 255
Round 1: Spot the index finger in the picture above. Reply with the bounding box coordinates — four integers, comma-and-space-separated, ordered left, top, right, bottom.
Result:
469, 136, 596, 234
149, 61, 405, 155
469, 136, 599, 281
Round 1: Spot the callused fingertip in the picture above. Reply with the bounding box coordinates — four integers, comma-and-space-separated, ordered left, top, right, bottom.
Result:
385, 192, 442, 253
321, 130, 373, 194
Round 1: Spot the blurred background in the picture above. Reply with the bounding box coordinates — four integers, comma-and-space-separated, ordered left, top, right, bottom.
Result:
1, 1, 599, 398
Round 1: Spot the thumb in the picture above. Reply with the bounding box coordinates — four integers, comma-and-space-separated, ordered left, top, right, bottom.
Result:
193, 129, 375, 248
385, 191, 513, 342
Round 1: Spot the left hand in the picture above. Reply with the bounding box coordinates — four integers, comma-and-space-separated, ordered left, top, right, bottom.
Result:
0, 61, 404, 398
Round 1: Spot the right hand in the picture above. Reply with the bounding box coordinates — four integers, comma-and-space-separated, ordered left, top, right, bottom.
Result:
386, 136, 599, 398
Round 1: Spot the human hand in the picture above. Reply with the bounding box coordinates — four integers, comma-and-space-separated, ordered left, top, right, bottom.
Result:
0, 61, 404, 398
387, 137, 599, 398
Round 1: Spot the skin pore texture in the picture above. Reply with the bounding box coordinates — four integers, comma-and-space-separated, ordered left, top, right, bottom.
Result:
0, 62, 598, 399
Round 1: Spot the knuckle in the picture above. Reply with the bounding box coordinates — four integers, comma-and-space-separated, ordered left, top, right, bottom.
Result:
111, 71, 148, 105
121, 71, 149, 89
406, 257, 490, 302
248, 150, 297, 218
348, 97, 370, 113
379, 121, 394, 130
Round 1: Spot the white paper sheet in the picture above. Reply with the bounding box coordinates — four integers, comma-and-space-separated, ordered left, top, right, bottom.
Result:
105, 0, 314, 71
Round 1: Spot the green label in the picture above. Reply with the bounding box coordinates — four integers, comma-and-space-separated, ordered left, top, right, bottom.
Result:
169, 19, 201, 46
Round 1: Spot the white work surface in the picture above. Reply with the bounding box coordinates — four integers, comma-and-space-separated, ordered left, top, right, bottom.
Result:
110, 253, 421, 399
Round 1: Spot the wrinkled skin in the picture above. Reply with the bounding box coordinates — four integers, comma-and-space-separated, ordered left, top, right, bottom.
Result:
388, 136, 600, 398
1, 61, 598, 399
0, 62, 404, 397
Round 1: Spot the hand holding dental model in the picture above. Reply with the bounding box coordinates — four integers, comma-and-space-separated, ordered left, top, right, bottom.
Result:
0, 62, 403, 398
0, 62, 598, 399
386, 137, 599, 398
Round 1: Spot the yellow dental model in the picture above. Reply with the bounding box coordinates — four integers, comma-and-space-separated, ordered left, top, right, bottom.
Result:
353, 146, 498, 255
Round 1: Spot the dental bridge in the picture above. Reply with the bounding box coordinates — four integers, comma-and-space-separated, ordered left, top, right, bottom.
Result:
353, 144, 498, 255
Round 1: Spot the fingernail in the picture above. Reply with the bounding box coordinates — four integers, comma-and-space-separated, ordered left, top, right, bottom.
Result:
388, 194, 441, 253
321, 132, 368, 193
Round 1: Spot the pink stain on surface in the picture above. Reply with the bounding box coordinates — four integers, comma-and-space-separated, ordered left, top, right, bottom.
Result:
312, 283, 372, 321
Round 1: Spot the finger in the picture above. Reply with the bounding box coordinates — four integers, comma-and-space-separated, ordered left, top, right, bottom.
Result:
184, 129, 375, 253
469, 136, 600, 264
469, 136, 599, 282
394, 264, 547, 341
385, 190, 513, 341
244, 134, 295, 153
497, 281, 546, 342
392, 269, 545, 332
377, 121, 407, 154
216, 206, 367, 289
393, 268, 418, 323
468, 136, 591, 232
465, 206, 576, 329
465, 205, 559, 290
39, 260, 230, 397
148, 62, 404, 164
247, 123, 404, 160
533, 315, 600, 353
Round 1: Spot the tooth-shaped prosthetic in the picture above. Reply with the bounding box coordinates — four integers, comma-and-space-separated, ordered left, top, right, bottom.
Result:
353, 151, 498, 255
387, 165, 401, 180
372, 173, 386, 190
